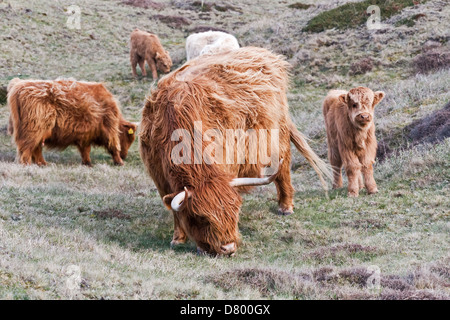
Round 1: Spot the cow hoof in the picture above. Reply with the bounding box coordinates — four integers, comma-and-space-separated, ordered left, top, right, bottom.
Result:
220, 242, 236, 256
348, 192, 359, 198
170, 239, 186, 248
368, 189, 378, 195
114, 161, 124, 166
196, 247, 207, 256
277, 208, 293, 216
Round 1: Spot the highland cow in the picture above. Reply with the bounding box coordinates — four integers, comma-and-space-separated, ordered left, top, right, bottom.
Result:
185, 30, 239, 61
139, 47, 331, 256
7, 78, 137, 166
323, 87, 385, 197
130, 28, 172, 79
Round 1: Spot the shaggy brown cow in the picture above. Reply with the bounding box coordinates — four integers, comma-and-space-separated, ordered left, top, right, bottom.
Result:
139, 47, 331, 256
130, 28, 172, 80
323, 87, 385, 197
7, 78, 137, 166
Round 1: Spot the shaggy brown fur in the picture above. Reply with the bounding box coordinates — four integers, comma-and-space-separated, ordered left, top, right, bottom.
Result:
323, 87, 385, 197
139, 47, 331, 255
7, 78, 137, 166
130, 28, 172, 80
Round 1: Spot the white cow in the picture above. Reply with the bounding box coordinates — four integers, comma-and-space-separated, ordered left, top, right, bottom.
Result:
185, 31, 240, 61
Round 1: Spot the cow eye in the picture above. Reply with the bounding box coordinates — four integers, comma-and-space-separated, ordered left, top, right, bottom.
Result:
353, 104, 357, 108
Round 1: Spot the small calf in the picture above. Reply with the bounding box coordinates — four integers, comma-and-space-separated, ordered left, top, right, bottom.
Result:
130, 28, 172, 80
323, 87, 385, 197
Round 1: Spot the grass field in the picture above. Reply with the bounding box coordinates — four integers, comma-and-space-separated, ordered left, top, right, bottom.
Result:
0, 0, 449, 299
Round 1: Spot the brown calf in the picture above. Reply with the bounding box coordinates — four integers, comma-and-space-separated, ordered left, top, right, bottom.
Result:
323, 87, 385, 197
130, 28, 172, 80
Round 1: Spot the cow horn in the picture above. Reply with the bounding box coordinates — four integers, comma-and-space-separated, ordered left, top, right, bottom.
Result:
170, 186, 192, 212
230, 159, 284, 187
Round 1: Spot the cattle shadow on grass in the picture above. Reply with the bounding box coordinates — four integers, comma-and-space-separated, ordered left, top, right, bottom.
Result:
0, 184, 192, 254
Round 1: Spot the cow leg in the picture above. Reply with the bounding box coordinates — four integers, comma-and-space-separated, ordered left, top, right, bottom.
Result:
104, 137, 124, 166
147, 58, 158, 80
112, 151, 124, 166
362, 163, 378, 194
77, 144, 92, 166
359, 173, 364, 190
17, 140, 38, 165
170, 214, 188, 247
138, 58, 147, 77
274, 159, 294, 216
130, 50, 139, 78
330, 154, 343, 189
32, 145, 47, 166
19, 150, 32, 165
345, 163, 362, 197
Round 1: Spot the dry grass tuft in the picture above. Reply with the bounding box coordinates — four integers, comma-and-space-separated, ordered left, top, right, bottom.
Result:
206, 268, 313, 298
412, 47, 450, 74
171, 1, 242, 13
377, 102, 450, 160
309, 244, 379, 260
121, 0, 166, 10
152, 14, 192, 29
349, 57, 374, 75
93, 209, 131, 220
288, 2, 313, 10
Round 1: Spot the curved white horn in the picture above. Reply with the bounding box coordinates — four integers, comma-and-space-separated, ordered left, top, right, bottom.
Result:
230, 159, 284, 187
170, 187, 192, 212
171, 191, 185, 211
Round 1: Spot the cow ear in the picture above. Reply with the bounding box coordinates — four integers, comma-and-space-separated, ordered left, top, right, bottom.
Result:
122, 122, 137, 135
162, 192, 176, 210
155, 52, 161, 59
162, 187, 192, 211
339, 93, 348, 104
373, 91, 385, 107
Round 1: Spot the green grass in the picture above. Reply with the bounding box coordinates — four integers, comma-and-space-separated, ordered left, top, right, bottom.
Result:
303, 0, 426, 33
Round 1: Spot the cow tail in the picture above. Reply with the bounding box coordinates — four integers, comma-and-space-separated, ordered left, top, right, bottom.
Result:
7, 82, 22, 141
7, 114, 14, 135
289, 121, 332, 193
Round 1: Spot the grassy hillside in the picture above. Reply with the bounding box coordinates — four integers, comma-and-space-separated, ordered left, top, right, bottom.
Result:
0, 0, 449, 299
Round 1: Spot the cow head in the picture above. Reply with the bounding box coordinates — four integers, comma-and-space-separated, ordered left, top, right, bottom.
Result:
339, 87, 385, 128
156, 50, 173, 74
161, 160, 283, 256
119, 120, 138, 160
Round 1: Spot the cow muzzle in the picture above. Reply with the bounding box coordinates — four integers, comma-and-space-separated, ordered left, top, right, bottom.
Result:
356, 113, 372, 124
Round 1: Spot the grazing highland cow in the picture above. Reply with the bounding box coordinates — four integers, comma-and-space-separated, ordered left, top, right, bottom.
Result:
323, 87, 385, 197
7, 78, 137, 166
130, 28, 172, 79
139, 47, 331, 256
185, 30, 239, 61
